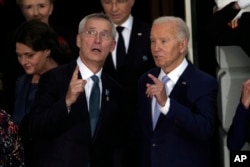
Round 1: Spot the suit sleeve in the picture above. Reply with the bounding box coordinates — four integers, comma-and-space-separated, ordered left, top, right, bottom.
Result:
227, 102, 250, 151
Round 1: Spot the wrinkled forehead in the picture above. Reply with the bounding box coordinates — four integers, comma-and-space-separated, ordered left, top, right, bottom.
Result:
85, 18, 112, 30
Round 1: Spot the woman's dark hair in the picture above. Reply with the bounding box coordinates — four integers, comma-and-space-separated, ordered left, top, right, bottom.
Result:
15, 20, 73, 65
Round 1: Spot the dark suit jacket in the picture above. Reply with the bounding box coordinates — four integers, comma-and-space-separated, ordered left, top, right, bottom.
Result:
205, 2, 250, 56
24, 60, 125, 167
227, 102, 250, 151
103, 18, 155, 113
132, 61, 218, 167
103, 18, 153, 82
13, 74, 37, 125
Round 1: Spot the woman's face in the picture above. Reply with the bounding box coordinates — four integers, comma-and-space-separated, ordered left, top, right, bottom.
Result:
20, 0, 53, 24
16, 42, 50, 75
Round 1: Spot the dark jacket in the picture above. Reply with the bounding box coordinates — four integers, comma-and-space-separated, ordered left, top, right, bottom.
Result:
132, 61, 218, 167
227, 102, 250, 150
24, 60, 125, 167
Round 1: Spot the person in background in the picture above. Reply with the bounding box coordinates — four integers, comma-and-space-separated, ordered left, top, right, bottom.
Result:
13, 20, 73, 166
16, 0, 78, 57
0, 108, 25, 167
101, 0, 155, 113
13, 20, 73, 126
100, 2, 155, 163
0, 0, 76, 115
206, 0, 250, 56
227, 79, 250, 151
131, 16, 218, 167
24, 13, 125, 167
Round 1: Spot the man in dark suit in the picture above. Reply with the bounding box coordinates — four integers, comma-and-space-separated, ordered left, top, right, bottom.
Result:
101, 0, 155, 115
23, 13, 125, 167
131, 16, 219, 167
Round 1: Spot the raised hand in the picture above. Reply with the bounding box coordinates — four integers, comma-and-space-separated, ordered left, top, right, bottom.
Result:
241, 79, 250, 109
145, 73, 168, 106
66, 65, 87, 107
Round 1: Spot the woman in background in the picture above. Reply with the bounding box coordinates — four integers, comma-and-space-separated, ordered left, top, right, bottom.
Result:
13, 20, 73, 126
13, 20, 73, 166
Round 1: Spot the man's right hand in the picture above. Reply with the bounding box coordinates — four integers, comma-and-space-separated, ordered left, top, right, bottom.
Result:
66, 65, 87, 107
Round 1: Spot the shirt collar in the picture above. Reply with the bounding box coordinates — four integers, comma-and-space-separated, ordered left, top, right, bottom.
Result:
159, 58, 188, 84
76, 57, 102, 80
115, 15, 133, 31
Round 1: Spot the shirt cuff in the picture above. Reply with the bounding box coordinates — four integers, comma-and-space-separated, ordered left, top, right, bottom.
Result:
67, 106, 71, 113
160, 98, 170, 115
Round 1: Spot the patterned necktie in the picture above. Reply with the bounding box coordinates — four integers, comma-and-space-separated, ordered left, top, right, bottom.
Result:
116, 26, 126, 71
89, 75, 100, 137
153, 75, 170, 129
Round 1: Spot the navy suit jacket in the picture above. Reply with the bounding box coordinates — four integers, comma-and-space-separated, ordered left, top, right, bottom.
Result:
133, 61, 218, 167
25, 60, 125, 167
227, 102, 250, 151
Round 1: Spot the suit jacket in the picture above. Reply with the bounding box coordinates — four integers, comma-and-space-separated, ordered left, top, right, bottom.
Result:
24, 60, 125, 167
227, 102, 250, 151
132, 61, 218, 167
205, 2, 250, 56
103, 18, 155, 113
13, 74, 38, 125
103, 18, 154, 83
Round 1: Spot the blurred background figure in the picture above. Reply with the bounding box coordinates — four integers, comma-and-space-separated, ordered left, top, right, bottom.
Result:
16, 0, 78, 57
207, 0, 250, 56
0, 108, 25, 167
200, 0, 250, 77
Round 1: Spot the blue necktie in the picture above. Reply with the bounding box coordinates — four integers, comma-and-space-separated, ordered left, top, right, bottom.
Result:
116, 26, 126, 71
89, 75, 100, 137
153, 75, 170, 129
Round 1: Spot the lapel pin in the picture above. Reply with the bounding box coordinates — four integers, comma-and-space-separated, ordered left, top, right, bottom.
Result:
181, 81, 187, 85
105, 89, 110, 101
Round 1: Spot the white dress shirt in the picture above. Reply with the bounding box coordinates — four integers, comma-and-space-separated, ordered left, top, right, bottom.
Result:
152, 58, 188, 118
112, 15, 133, 68
77, 57, 102, 109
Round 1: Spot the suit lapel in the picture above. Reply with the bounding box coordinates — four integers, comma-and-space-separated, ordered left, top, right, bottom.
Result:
156, 64, 191, 128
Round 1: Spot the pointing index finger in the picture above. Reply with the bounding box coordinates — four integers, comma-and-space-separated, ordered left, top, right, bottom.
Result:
71, 65, 79, 81
148, 73, 161, 84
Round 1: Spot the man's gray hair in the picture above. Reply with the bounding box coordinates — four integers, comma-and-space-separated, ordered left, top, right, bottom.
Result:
78, 13, 116, 39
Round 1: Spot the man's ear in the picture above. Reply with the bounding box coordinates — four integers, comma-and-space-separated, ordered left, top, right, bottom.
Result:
76, 34, 81, 48
49, 4, 54, 15
45, 49, 51, 57
179, 38, 188, 54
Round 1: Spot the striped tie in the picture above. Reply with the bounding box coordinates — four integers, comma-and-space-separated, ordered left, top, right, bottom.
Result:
153, 75, 170, 129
